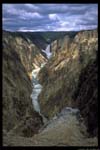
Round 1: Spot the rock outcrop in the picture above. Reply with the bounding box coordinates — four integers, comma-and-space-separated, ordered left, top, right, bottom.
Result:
3, 107, 98, 146
3, 29, 98, 146
38, 29, 98, 136
73, 58, 98, 136
3, 31, 46, 139
3, 31, 47, 79
3, 30, 73, 140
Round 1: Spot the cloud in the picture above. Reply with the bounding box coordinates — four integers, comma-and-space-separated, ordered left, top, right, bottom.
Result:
19, 12, 42, 20
2, 4, 98, 31
48, 14, 60, 21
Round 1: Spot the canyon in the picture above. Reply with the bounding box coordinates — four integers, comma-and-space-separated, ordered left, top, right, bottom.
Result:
2, 29, 98, 146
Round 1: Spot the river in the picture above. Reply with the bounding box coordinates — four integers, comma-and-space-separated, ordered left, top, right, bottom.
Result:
30, 44, 52, 123
30, 44, 81, 128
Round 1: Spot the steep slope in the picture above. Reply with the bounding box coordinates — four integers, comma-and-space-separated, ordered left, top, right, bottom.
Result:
3, 29, 98, 146
38, 29, 98, 136
3, 31, 49, 140
2, 31, 70, 145
3, 30, 47, 79
3, 44, 43, 138
73, 58, 98, 136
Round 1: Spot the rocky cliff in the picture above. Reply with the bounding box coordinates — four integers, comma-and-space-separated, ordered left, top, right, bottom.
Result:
3, 31, 47, 79
38, 29, 98, 136
3, 30, 75, 139
3, 29, 98, 146
73, 58, 98, 136
2, 31, 48, 138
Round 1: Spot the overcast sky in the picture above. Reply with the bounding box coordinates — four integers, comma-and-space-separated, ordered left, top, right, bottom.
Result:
2, 4, 98, 32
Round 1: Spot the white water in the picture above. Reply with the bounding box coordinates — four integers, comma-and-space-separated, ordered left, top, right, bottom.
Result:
30, 45, 51, 123
31, 44, 52, 114
31, 66, 48, 124
30, 65, 42, 113
42, 44, 52, 59
30, 44, 81, 126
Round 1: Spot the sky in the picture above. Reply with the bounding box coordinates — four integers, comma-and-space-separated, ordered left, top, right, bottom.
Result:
2, 4, 98, 32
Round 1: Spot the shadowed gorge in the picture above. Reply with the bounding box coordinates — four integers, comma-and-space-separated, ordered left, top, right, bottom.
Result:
73, 58, 98, 136
3, 29, 98, 146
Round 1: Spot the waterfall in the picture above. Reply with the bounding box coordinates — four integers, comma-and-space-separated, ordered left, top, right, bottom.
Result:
30, 44, 82, 128
42, 44, 52, 59
30, 44, 51, 123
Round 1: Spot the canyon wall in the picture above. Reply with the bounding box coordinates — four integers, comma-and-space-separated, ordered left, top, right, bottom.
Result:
3, 31, 47, 79
3, 29, 98, 144
38, 29, 98, 136
3, 30, 74, 138
3, 31, 47, 137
